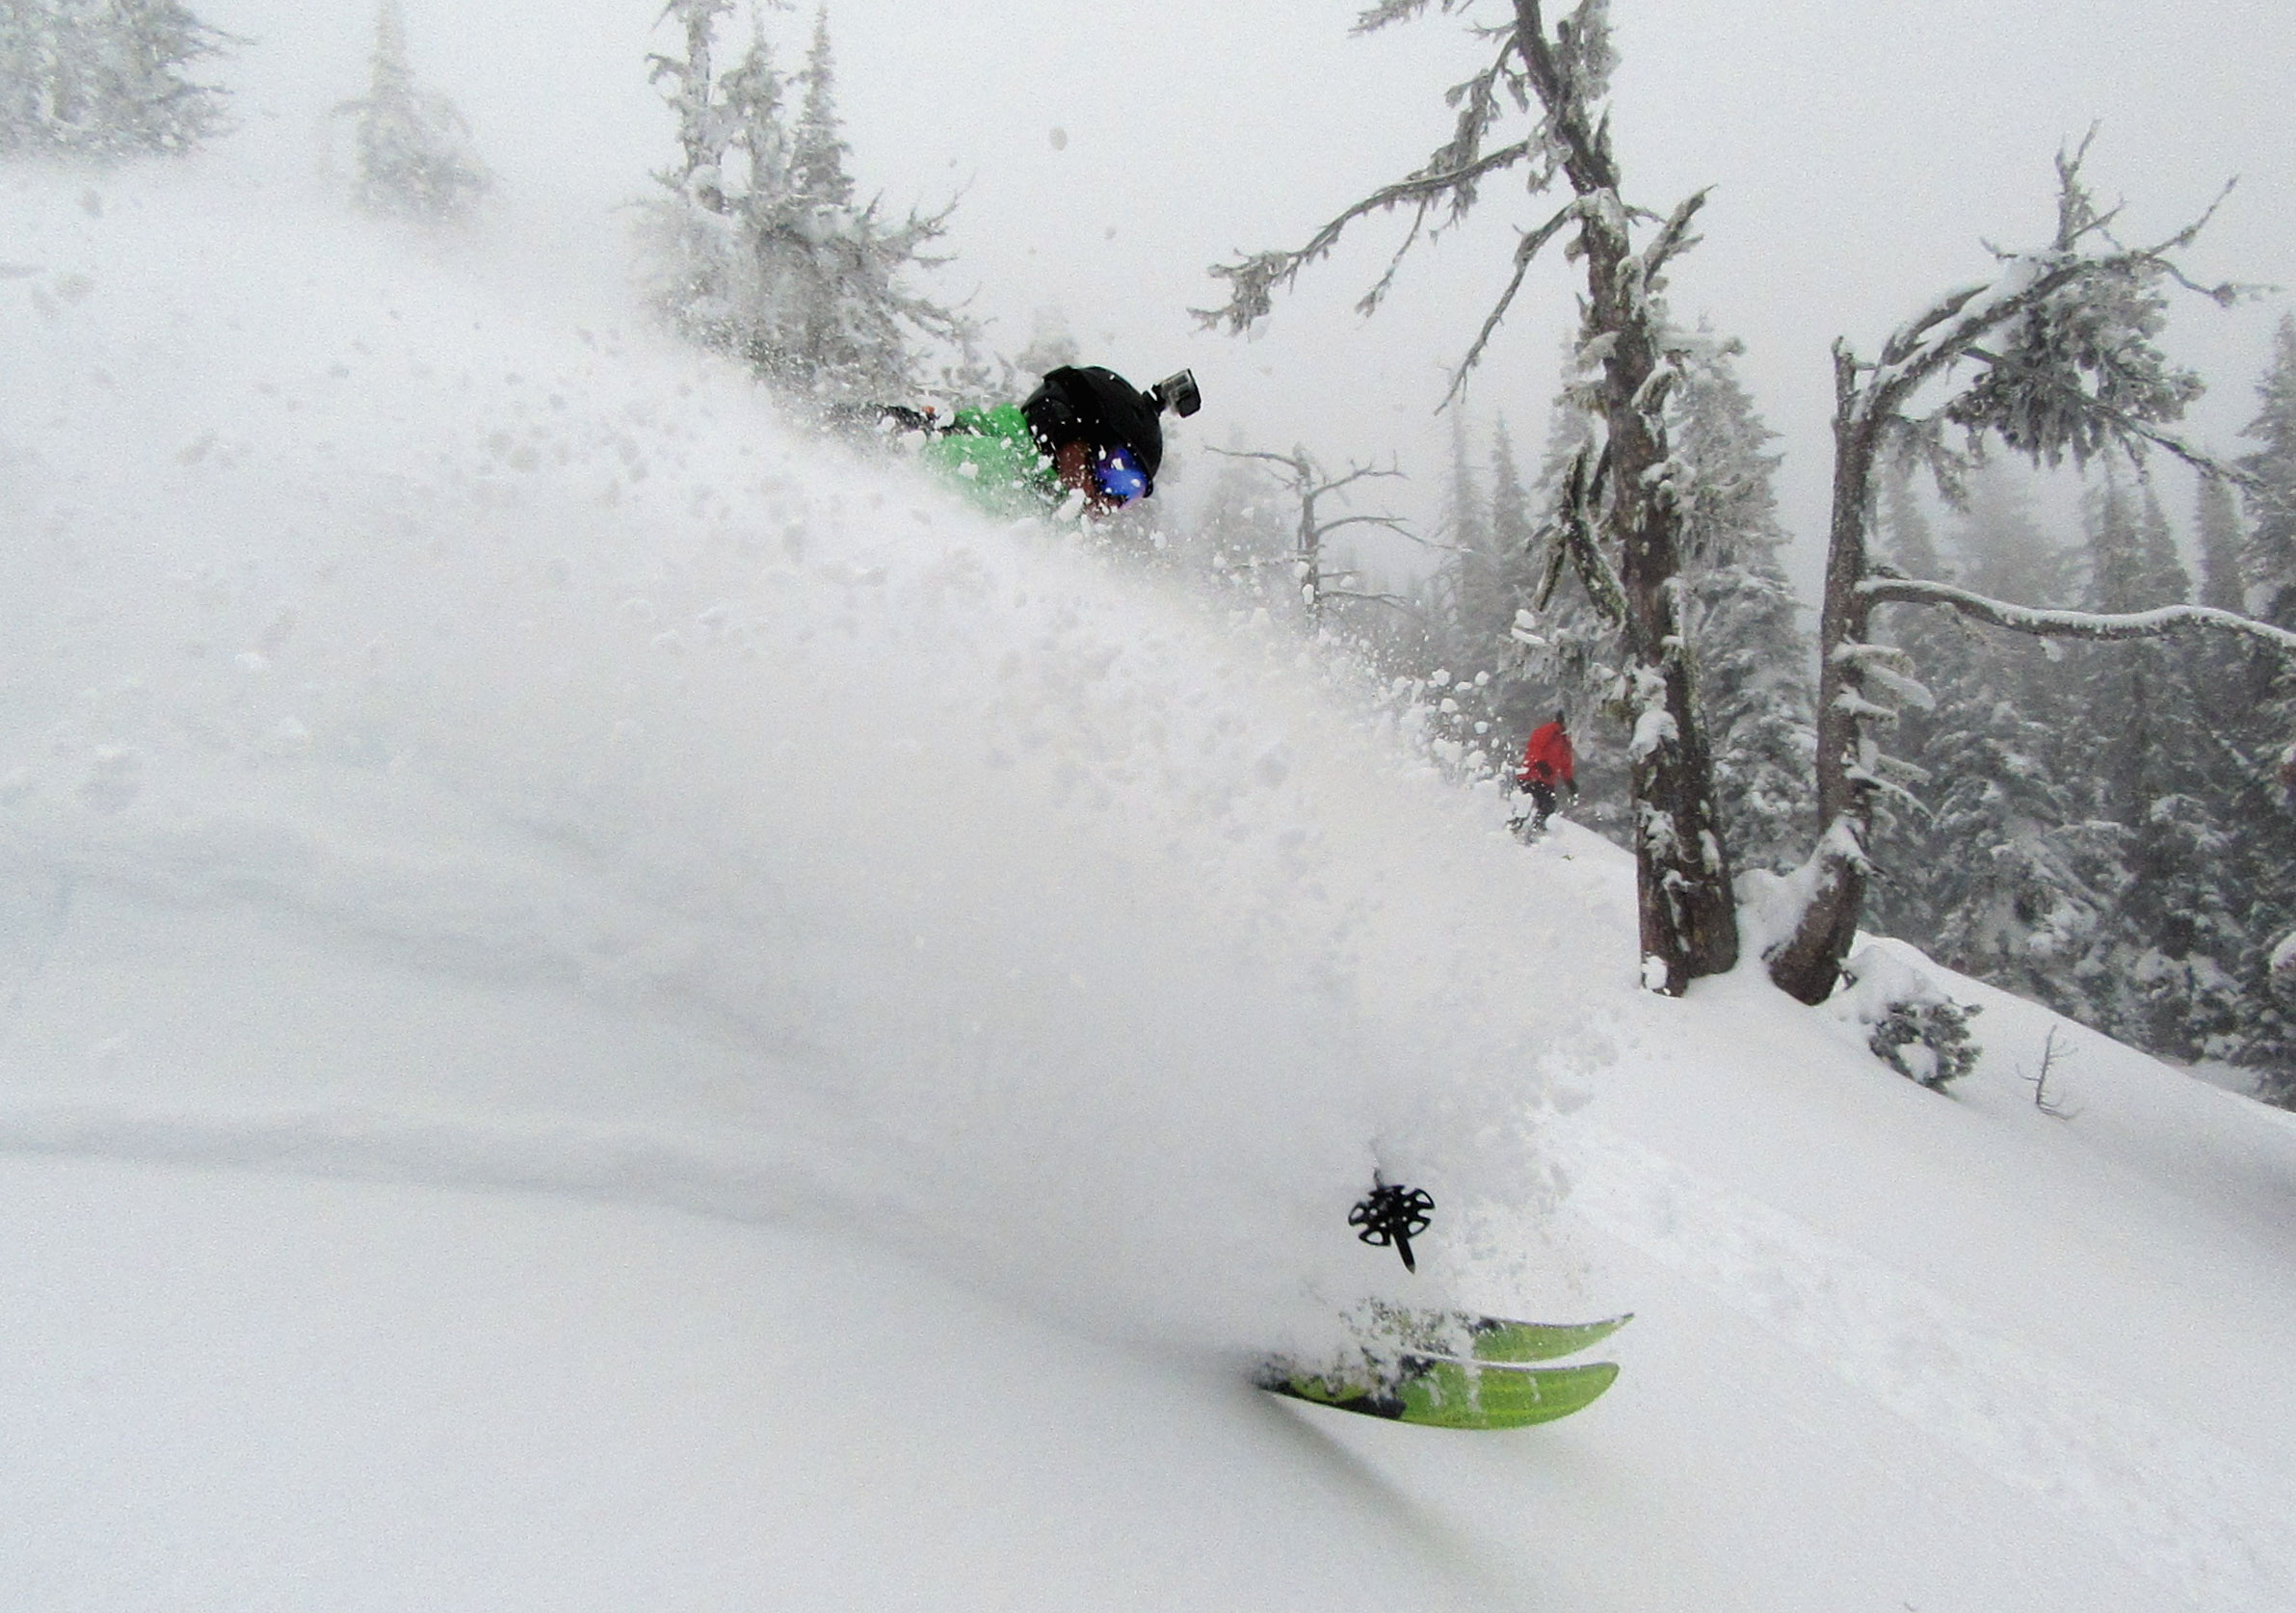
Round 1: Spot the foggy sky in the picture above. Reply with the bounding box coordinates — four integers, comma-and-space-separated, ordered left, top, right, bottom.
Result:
207, 0, 2296, 596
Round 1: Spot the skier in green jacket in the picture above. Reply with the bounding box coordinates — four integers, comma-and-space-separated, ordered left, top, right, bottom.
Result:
889, 365, 1200, 520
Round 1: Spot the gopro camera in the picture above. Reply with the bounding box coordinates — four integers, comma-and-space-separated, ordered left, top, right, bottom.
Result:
1150, 369, 1201, 418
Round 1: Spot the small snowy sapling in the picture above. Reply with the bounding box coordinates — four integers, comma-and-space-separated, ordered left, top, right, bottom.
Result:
1831, 947, 1983, 1093
2020, 1025, 2078, 1118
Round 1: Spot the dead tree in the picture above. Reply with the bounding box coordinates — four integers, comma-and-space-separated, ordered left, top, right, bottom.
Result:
1767, 139, 2296, 1004
1201, 0, 1737, 993
2022, 1025, 2079, 1119
1206, 447, 1412, 625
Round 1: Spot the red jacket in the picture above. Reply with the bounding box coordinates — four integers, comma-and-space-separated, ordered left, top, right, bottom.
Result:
1518, 722, 1575, 787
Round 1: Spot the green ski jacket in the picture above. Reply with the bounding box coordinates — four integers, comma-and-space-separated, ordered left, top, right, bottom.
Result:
917, 404, 1066, 518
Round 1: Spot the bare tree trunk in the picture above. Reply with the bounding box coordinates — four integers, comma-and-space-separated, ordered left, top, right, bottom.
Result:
1206, 446, 1412, 630
1771, 347, 1882, 1003
1297, 485, 1325, 626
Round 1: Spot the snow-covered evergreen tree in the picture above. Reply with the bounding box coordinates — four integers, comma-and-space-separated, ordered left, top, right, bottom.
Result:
2061, 474, 2250, 1057
1870, 453, 2296, 1092
1460, 419, 1576, 797
2242, 314, 2296, 628
1510, 379, 1625, 810
1438, 393, 1627, 833
2180, 466, 2285, 1073
1772, 141, 2258, 1008
641, 1, 761, 361
335, 0, 488, 222
1203, 0, 1743, 992
1481, 421, 1555, 735
1444, 413, 1490, 565
2224, 323, 2296, 1096
1379, 422, 1510, 791
0, 1, 44, 146
0, 0, 229, 159
1500, 337, 1813, 857
1416, 423, 1499, 689
1671, 340, 1815, 875
2195, 471, 2246, 615
1488, 420, 1535, 561
787, 6, 848, 209
1899, 469, 2115, 1017
642, 3, 968, 407
2077, 474, 2181, 822
1919, 668, 2122, 1026
1861, 464, 1961, 941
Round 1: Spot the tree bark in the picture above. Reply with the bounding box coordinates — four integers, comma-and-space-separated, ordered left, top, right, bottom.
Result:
1770, 346, 1883, 1004
1515, 1, 1737, 992
1587, 227, 1739, 989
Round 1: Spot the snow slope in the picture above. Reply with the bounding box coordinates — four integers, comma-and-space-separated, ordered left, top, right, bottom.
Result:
6, 138, 2296, 1613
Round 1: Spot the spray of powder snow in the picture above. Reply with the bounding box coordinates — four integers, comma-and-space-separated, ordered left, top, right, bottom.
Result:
0, 163, 1628, 1361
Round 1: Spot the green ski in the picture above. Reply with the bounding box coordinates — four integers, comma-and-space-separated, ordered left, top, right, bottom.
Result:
1259, 1356, 1620, 1430
1356, 1305, 1633, 1364
1258, 1309, 1629, 1430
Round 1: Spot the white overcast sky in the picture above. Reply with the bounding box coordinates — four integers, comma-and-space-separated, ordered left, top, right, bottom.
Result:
212, 0, 2296, 591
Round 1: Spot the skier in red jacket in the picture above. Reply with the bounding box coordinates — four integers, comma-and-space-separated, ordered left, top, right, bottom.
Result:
1513, 710, 1578, 835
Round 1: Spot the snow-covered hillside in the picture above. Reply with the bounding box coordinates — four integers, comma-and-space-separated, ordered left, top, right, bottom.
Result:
7, 137, 2296, 1613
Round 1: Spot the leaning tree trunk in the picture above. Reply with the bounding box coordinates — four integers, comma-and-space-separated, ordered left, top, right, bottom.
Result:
1768, 345, 1885, 1004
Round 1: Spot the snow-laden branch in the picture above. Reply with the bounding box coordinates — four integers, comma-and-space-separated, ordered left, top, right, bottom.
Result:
1637, 187, 1709, 285
1444, 198, 1581, 403
1196, 139, 1540, 334
1830, 642, 1936, 713
1318, 588, 1419, 614
1859, 577, 2296, 654
1316, 513, 1417, 540
1851, 155, 2245, 437
1859, 256, 2059, 416
1952, 342, 2264, 490
1201, 446, 1405, 516
1531, 442, 1627, 627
